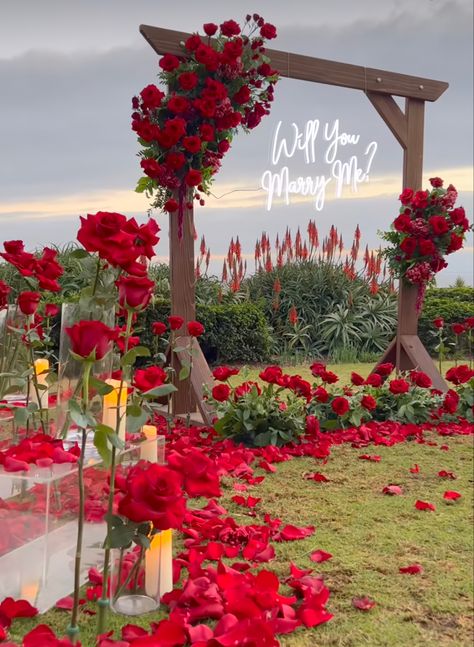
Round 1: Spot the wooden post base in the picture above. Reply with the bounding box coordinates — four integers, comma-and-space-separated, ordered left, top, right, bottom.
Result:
171, 336, 215, 425
375, 334, 447, 391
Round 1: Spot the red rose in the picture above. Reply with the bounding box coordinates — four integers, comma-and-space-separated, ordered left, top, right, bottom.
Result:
321, 370, 339, 384
443, 389, 459, 413
152, 322, 167, 335
212, 383, 231, 402
185, 34, 202, 51
212, 366, 240, 381
3, 240, 24, 254
187, 320, 205, 337
183, 136, 202, 153
140, 158, 162, 178
200, 124, 215, 141
445, 364, 474, 385
139, 84, 165, 109
77, 211, 133, 265
365, 373, 382, 387
185, 169, 203, 187
313, 386, 329, 403
220, 19, 241, 36
449, 207, 466, 225
310, 362, 326, 377
409, 371, 432, 388
400, 236, 417, 257
331, 396, 350, 416
66, 320, 116, 360
168, 315, 184, 331
305, 415, 320, 436
259, 365, 283, 384
429, 177, 443, 187
419, 239, 436, 256
429, 215, 449, 235
44, 303, 59, 317
195, 44, 219, 71
399, 188, 414, 205
234, 381, 261, 399
232, 85, 251, 105
393, 214, 412, 233
447, 233, 463, 253
221, 38, 243, 63
167, 95, 189, 114
412, 190, 429, 209
433, 317, 444, 329
116, 275, 154, 310
361, 394, 377, 410
451, 323, 465, 335
376, 362, 394, 377
0, 279, 11, 309
465, 317, 474, 329
288, 375, 312, 399
203, 22, 218, 36
351, 372, 365, 386
133, 365, 167, 392
118, 463, 186, 530
260, 22, 277, 39
389, 378, 410, 394
159, 53, 180, 72
166, 151, 186, 170
18, 291, 41, 315
163, 198, 179, 213
178, 72, 199, 91
218, 140, 231, 154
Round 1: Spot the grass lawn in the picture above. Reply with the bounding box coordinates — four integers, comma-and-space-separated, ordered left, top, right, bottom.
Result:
9, 430, 473, 646
232, 360, 458, 386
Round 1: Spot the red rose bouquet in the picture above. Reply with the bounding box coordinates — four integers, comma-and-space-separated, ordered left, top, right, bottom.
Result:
132, 14, 279, 235
381, 177, 471, 308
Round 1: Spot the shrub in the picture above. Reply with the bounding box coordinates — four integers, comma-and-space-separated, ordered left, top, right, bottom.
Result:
419, 287, 474, 354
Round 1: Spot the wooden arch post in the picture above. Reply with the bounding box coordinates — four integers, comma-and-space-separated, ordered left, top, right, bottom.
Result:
140, 24, 450, 408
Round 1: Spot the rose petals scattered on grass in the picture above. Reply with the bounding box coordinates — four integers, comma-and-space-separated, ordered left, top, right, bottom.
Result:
352, 596, 376, 611
438, 470, 457, 479
359, 454, 381, 462
440, 444, 450, 451
305, 472, 329, 482
231, 495, 261, 508
399, 564, 423, 575
310, 549, 333, 563
415, 500, 436, 511
409, 464, 420, 474
276, 524, 315, 541
443, 490, 461, 501
382, 484, 403, 495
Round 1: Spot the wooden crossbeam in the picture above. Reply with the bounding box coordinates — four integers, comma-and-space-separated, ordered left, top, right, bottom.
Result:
140, 25, 448, 101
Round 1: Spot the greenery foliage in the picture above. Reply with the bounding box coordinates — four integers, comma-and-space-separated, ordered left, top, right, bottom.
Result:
418, 287, 474, 353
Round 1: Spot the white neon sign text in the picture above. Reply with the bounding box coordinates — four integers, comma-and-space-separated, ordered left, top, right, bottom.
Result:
261, 118, 378, 211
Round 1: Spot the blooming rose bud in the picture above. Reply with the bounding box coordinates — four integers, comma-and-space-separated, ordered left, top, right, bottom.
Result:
389, 378, 410, 394
44, 303, 60, 318
18, 291, 41, 316
451, 323, 465, 335
66, 320, 116, 360
331, 396, 350, 416
133, 365, 167, 392
203, 22, 218, 36
152, 321, 167, 335
116, 275, 154, 311
212, 383, 231, 402
187, 320, 205, 337
168, 315, 184, 331
159, 53, 180, 72
429, 177, 444, 188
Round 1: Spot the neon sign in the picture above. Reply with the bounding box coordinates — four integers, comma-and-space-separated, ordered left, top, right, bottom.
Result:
260, 118, 378, 211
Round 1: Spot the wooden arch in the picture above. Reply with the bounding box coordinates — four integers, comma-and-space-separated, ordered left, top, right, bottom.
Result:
140, 25, 449, 421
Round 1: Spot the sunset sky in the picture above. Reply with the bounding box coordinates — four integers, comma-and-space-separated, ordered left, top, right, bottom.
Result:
0, 0, 472, 284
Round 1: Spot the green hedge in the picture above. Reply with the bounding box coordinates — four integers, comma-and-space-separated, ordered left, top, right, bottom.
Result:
139, 301, 272, 364
418, 288, 474, 353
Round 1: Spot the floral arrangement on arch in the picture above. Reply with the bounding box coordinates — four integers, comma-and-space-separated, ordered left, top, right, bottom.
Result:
381, 177, 471, 307
132, 14, 279, 234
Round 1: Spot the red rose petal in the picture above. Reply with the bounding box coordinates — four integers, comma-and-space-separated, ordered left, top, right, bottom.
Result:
352, 596, 376, 611
415, 499, 436, 511
399, 564, 423, 575
443, 490, 461, 501
310, 549, 333, 563
382, 485, 403, 495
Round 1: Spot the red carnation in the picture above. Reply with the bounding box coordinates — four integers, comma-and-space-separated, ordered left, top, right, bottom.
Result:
389, 378, 410, 394
18, 291, 41, 315
212, 383, 231, 402
66, 320, 116, 360
168, 315, 184, 331
331, 396, 350, 416
152, 321, 167, 335
187, 320, 205, 337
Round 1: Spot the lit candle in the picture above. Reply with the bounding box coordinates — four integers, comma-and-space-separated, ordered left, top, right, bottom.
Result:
31, 358, 49, 409
140, 425, 157, 462
102, 379, 127, 442
20, 579, 40, 603
159, 529, 173, 596
144, 532, 161, 598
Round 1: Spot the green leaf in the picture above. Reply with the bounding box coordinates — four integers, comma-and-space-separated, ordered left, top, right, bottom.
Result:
121, 346, 151, 367
178, 365, 191, 381
126, 408, 150, 434
89, 376, 115, 395
143, 383, 177, 398
134, 533, 151, 549
69, 400, 89, 429
172, 346, 188, 354
69, 249, 90, 259
105, 514, 135, 549
14, 406, 29, 426
94, 423, 125, 451
93, 426, 112, 467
